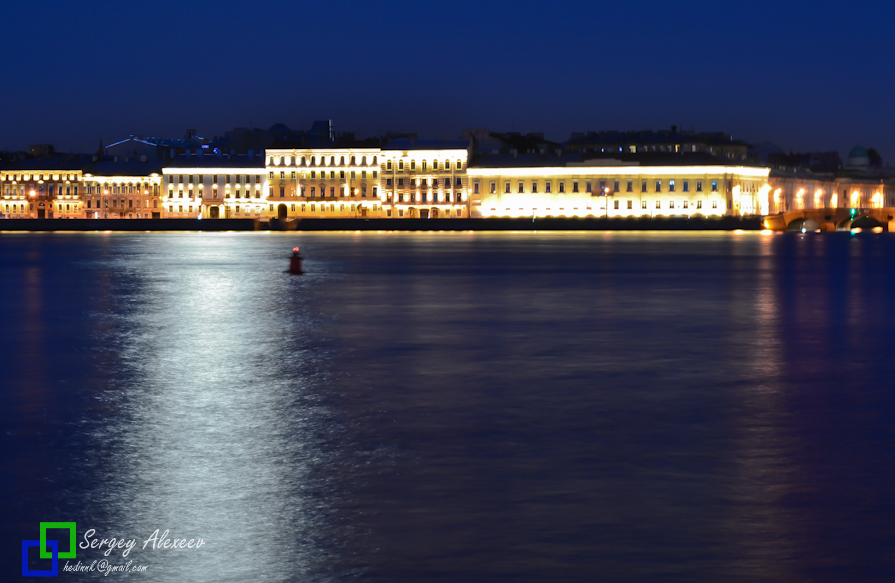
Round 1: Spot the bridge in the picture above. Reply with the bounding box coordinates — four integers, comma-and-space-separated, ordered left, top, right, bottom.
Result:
763, 208, 895, 232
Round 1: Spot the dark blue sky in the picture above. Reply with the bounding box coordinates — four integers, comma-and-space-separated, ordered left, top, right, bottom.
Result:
2, 0, 893, 161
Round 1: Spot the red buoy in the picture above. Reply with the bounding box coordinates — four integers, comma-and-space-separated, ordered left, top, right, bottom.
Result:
289, 247, 303, 274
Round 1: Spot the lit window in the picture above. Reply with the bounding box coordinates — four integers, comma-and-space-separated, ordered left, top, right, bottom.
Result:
669, 180, 675, 193
712, 200, 718, 208
613, 200, 619, 209
489, 182, 496, 194
711, 181, 718, 192
627, 200, 633, 209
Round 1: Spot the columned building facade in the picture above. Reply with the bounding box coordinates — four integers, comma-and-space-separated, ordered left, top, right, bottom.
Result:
467, 162, 771, 218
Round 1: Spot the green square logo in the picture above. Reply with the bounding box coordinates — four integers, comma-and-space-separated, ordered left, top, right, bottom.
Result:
39, 522, 76, 559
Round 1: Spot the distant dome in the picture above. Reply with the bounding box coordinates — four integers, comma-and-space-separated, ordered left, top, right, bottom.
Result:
847, 145, 870, 167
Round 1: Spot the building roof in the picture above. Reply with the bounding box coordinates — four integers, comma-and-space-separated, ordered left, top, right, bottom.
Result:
1, 155, 93, 172
470, 151, 759, 169
164, 154, 266, 169
83, 158, 166, 177
383, 138, 469, 151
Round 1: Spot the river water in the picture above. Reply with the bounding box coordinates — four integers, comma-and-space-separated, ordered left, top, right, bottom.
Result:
2, 231, 894, 582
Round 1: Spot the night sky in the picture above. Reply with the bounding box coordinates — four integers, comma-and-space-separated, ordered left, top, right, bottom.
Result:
3, 0, 893, 161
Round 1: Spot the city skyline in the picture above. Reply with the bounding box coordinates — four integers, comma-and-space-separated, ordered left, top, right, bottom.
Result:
2, 1, 893, 162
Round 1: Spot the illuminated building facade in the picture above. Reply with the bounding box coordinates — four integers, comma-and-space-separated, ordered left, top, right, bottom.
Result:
81, 159, 164, 219
380, 140, 469, 218
162, 155, 267, 219
265, 142, 383, 219
467, 157, 770, 218
0, 157, 87, 218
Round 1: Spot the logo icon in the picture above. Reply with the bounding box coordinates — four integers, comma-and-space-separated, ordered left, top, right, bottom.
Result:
22, 522, 75, 577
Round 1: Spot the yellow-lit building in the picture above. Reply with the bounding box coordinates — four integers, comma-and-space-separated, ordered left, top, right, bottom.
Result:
380, 139, 470, 218
162, 154, 267, 219
265, 142, 383, 219
467, 157, 770, 218
0, 157, 87, 218
81, 159, 164, 219
767, 171, 895, 214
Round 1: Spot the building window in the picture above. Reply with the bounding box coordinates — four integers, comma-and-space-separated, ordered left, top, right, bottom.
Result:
398, 160, 404, 171
474, 182, 480, 194
518, 182, 524, 194
559, 181, 565, 193
683, 180, 689, 192
683, 200, 688, 209
545, 181, 551, 193
489, 182, 496, 194
655, 201, 661, 209
600, 180, 606, 193
613, 200, 619, 209
572, 181, 579, 193
626, 181, 633, 193
455, 177, 462, 187
711, 181, 718, 192
387, 178, 393, 187
641, 181, 647, 193
669, 201, 674, 209
504, 182, 511, 194
655, 180, 662, 193
586, 181, 592, 193
627, 200, 633, 209
387, 160, 392, 170
613, 180, 619, 193
669, 180, 675, 192
532, 182, 538, 194
696, 180, 703, 192
398, 178, 404, 187
712, 200, 718, 208
456, 160, 462, 170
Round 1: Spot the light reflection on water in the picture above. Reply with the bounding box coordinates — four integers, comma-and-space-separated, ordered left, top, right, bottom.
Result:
1, 231, 894, 582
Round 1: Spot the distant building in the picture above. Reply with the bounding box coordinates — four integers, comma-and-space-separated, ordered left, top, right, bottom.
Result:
162, 153, 267, 219
81, 158, 166, 219
0, 155, 91, 218
105, 130, 209, 162
563, 127, 749, 160
265, 136, 385, 219
381, 139, 470, 218
467, 153, 769, 218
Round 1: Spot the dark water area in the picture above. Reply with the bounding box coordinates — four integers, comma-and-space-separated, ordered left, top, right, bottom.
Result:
1, 231, 894, 582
